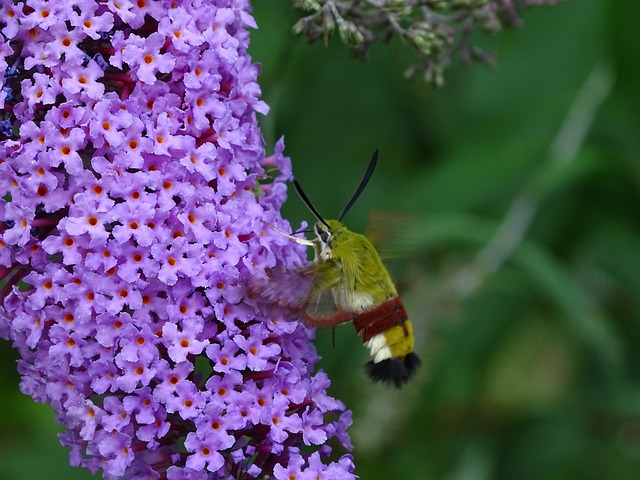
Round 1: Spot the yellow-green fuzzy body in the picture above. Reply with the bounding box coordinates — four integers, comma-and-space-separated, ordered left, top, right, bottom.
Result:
310, 219, 416, 366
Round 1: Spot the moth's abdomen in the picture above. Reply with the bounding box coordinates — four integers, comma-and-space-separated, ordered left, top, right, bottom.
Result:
353, 297, 421, 388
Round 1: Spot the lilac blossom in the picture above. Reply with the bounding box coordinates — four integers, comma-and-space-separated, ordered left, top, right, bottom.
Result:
0, 1, 355, 479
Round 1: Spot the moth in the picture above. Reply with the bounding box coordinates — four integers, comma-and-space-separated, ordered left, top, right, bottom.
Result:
256, 150, 420, 388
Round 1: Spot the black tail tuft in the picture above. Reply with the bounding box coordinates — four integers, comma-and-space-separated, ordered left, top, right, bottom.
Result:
404, 352, 421, 376
364, 353, 422, 389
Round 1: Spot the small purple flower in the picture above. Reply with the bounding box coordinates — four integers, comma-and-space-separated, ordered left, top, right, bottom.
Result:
20, 72, 58, 108
273, 455, 305, 480
120, 32, 177, 84
268, 395, 303, 446
152, 359, 194, 403
44, 23, 86, 64
162, 318, 209, 363
123, 387, 161, 424
0, 1, 355, 479
184, 431, 228, 473
301, 406, 330, 446
96, 430, 136, 476
165, 379, 207, 420
206, 338, 247, 374
158, 6, 205, 52
69, 5, 114, 40
111, 201, 157, 246
60, 59, 106, 100
88, 94, 134, 148
234, 326, 282, 372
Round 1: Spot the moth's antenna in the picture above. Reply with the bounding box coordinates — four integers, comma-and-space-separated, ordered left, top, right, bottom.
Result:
293, 180, 331, 229
337, 149, 378, 221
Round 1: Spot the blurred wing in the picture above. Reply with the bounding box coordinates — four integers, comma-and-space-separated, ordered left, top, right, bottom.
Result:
250, 265, 353, 327
249, 266, 315, 311
365, 210, 422, 260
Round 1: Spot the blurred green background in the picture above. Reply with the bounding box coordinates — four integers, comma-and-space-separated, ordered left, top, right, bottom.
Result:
2, 0, 640, 479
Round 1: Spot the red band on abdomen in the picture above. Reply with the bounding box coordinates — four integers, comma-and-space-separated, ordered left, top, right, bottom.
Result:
352, 297, 408, 343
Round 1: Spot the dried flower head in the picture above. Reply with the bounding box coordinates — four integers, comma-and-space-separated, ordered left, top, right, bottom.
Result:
292, 0, 559, 86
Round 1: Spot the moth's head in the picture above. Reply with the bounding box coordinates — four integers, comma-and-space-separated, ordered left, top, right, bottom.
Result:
314, 219, 348, 260
314, 220, 333, 260
314, 221, 331, 244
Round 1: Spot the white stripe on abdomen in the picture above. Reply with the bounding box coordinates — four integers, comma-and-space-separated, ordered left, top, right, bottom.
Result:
365, 334, 392, 363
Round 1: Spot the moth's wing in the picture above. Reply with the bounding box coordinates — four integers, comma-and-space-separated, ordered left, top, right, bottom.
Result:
301, 288, 348, 327
248, 265, 315, 311
304, 286, 337, 318
365, 210, 423, 260
250, 264, 353, 328
303, 276, 354, 329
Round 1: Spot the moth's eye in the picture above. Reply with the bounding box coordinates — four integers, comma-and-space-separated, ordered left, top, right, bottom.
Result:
315, 224, 331, 244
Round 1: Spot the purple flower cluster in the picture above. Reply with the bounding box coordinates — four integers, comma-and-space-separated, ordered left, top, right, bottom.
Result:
0, 1, 354, 479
